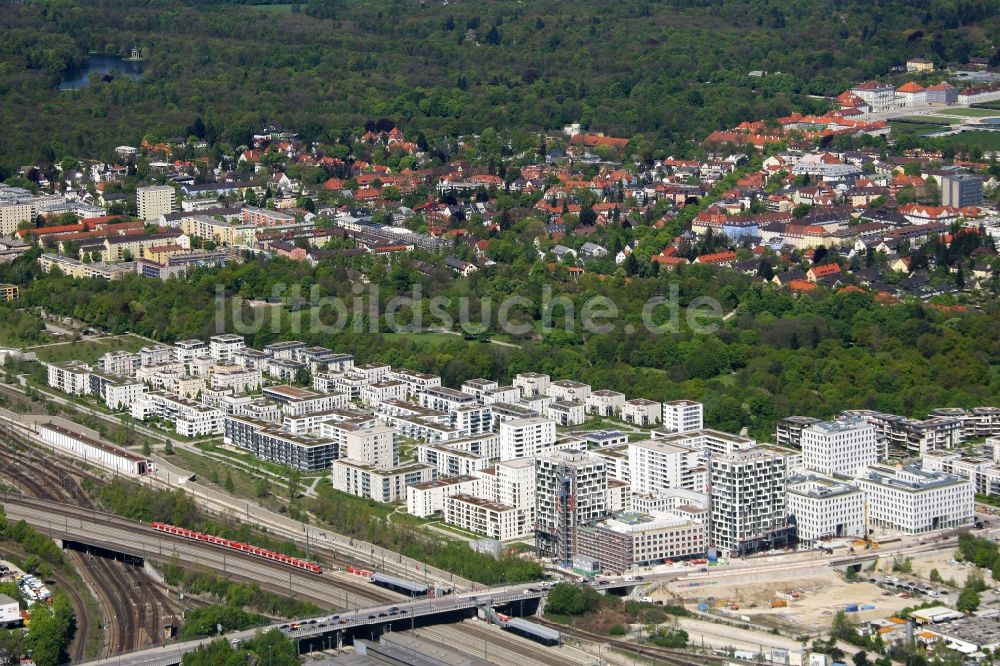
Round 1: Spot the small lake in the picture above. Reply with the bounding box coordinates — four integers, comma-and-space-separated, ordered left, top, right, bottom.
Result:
57, 55, 144, 90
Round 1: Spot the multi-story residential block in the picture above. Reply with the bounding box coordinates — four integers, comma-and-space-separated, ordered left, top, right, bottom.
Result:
208, 364, 262, 393
513, 372, 550, 398
318, 421, 397, 469
89, 373, 146, 410
461, 378, 498, 398
775, 415, 822, 448
209, 334, 246, 363
406, 475, 480, 518
263, 340, 307, 360
139, 344, 174, 367
586, 389, 626, 417
387, 368, 441, 397
922, 452, 1000, 498
628, 439, 706, 495
418, 386, 478, 413
479, 386, 522, 405
786, 475, 866, 546
650, 428, 756, 458
134, 391, 224, 437
854, 464, 974, 534
173, 339, 211, 363
0, 202, 35, 236
850, 81, 899, 112
535, 449, 608, 563
709, 447, 793, 557
360, 381, 408, 407
843, 410, 964, 455
577, 509, 707, 573
232, 348, 270, 370
546, 400, 586, 426
262, 385, 347, 416
241, 205, 296, 227
591, 444, 630, 484
622, 399, 662, 427
801, 417, 879, 477
547, 379, 591, 403
331, 459, 434, 503
450, 404, 494, 436
224, 414, 338, 471
581, 430, 628, 449
661, 400, 704, 433
418, 442, 492, 477
137, 185, 176, 221
445, 494, 526, 542
929, 407, 1000, 440
97, 351, 140, 378
499, 417, 556, 460
47, 361, 92, 396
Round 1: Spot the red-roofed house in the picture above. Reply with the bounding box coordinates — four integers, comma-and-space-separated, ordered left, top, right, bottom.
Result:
806, 263, 842, 282
694, 251, 737, 266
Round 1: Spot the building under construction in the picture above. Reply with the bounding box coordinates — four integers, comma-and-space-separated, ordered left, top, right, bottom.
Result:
534, 449, 608, 566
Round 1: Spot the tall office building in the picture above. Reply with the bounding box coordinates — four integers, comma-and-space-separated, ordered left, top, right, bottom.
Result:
801, 417, 878, 477
940, 173, 983, 208
137, 185, 176, 221
709, 447, 793, 557
535, 449, 607, 564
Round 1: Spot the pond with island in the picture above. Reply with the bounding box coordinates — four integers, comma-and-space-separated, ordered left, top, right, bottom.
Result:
57, 54, 144, 90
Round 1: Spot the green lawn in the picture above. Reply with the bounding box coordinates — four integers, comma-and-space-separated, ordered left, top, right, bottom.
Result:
894, 116, 952, 125
890, 122, 952, 139
31, 334, 149, 365
931, 130, 1000, 150
935, 108, 1000, 118
381, 331, 463, 345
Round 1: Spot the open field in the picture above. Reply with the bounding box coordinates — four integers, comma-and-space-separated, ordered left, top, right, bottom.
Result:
245, 3, 296, 12
29, 334, 149, 364
930, 130, 1000, 150
935, 107, 1000, 118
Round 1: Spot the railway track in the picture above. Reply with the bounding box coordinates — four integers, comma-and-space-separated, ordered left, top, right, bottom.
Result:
0, 434, 180, 658
415, 622, 581, 666
535, 616, 736, 666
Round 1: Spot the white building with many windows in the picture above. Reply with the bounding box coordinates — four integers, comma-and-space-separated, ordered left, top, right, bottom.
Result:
662, 400, 704, 433
586, 390, 626, 417
47, 361, 92, 396
801, 417, 879, 477
406, 475, 480, 518
854, 464, 974, 534
710, 447, 793, 557
628, 439, 706, 495
786, 475, 865, 546
331, 459, 434, 503
499, 416, 556, 460
622, 399, 662, 427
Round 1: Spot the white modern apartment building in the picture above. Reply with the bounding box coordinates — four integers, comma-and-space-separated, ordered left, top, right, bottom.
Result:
460, 378, 498, 398
97, 351, 140, 377
137, 185, 176, 221
387, 369, 441, 397
535, 449, 608, 562
360, 381, 408, 407
173, 339, 211, 363
709, 447, 793, 557
331, 459, 434, 503
786, 475, 866, 546
89, 373, 146, 410
854, 464, 974, 534
225, 414, 338, 471
406, 475, 479, 518
513, 372, 550, 397
209, 334, 246, 363
417, 443, 492, 477
801, 417, 879, 477
586, 389, 626, 417
662, 400, 704, 433
547, 379, 591, 403
546, 400, 585, 426
208, 364, 262, 393
318, 421, 397, 469
591, 444, 630, 484
499, 416, 556, 460
132, 391, 224, 437
650, 428, 756, 458
622, 399, 662, 427
628, 439, 706, 495
444, 494, 526, 541
47, 361, 92, 396
923, 450, 1000, 497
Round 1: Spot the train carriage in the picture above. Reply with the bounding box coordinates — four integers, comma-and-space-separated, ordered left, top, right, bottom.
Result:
150, 522, 322, 574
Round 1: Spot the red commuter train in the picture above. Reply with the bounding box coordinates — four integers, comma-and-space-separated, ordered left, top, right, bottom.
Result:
150, 522, 322, 574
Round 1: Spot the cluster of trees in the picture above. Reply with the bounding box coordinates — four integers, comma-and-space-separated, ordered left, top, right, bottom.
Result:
161, 563, 320, 618
5, 238, 1000, 443
954, 533, 1000, 612
181, 629, 298, 666
0, 507, 67, 578
178, 605, 267, 640
545, 583, 602, 617
1, 0, 998, 171
308, 485, 543, 585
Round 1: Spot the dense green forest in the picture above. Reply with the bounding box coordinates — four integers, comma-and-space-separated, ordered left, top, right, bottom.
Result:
1, 0, 998, 172
3, 248, 998, 441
